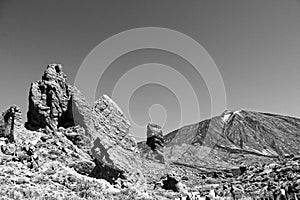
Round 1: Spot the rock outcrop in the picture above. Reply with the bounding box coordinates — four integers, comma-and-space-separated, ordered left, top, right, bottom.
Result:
25, 64, 92, 132
146, 123, 164, 152
92, 95, 138, 153
0, 105, 22, 143
26, 64, 145, 187
0, 121, 121, 199
143, 123, 165, 163
90, 95, 144, 188
24, 64, 145, 189
25, 64, 72, 131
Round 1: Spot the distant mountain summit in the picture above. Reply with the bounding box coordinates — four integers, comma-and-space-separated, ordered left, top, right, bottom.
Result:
138, 110, 300, 171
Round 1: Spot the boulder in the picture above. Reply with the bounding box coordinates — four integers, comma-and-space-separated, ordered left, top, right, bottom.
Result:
92, 95, 138, 153
90, 95, 145, 189
159, 172, 188, 194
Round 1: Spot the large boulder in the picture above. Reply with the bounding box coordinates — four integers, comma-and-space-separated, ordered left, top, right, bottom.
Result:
90, 95, 144, 189
157, 172, 188, 194
92, 95, 138, 153
0, 105, 22, 142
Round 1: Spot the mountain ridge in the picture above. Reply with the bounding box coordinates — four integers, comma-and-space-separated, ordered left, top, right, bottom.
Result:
138, 109, 300, 170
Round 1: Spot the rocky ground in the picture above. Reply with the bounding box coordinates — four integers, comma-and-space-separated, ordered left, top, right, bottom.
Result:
138, 155, 300, 199
0, 64, 150, 200
0, 123, 152, 200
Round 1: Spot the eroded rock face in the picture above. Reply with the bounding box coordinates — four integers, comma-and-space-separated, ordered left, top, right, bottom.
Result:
90, 95, 145, 188
0, 105, 22, 142
93, 95, 138, 153
25, 65, 145, 189
25, 64, 73, 131
146, 123, 164, 151
146, 123, 165, 163
25, 64, 96, 135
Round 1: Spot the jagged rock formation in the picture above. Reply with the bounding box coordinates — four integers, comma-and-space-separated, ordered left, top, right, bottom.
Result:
25, 64, 72, 131
140, 123, 165, 164
0, 105, 22, 143
90, 95, 144, 188
0, 106, 149, 199
146, 123, 164, 152
24, 64, 145, 189
0, 120, 121, 199
25, 64, 92, 133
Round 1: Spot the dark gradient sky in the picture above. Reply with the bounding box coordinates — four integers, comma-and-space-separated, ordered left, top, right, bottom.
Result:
1, 0, 300, 139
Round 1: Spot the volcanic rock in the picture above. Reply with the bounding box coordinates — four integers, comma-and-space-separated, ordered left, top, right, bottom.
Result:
146, 123, 164, 152
0, 136, 120, 199
139, 110, 300, 170
59, 126, 92, 154
0, 105, 22, 143
92, 95, 138, 153
143, 123, 165, 164
67, 86, 94, 133
25, 64, 72, 131
208, 156, 300, 199
24, 64, 145, 189
159, 172, 188, 194
89, 95, 145, 189
25, 64, 93, 133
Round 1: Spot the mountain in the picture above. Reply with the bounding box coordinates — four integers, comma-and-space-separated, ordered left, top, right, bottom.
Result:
138, 110, 300, 171
1, 64, 300, 199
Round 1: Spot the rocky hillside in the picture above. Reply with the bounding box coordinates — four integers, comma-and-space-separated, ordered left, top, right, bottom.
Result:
0, 64, 151, 200
139, 110, 300, 171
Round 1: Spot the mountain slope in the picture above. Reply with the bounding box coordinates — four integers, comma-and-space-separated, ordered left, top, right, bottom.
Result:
138, 110, 300, 170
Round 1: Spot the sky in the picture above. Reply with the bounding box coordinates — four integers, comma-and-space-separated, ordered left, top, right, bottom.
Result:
1, 0, 300, 140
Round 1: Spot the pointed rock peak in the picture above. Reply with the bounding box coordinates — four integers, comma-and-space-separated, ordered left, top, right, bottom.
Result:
221, 109, 243, 123
25, 64, 92, 132
42, 63, 66, 82
25, 64, 72, 131
21, 64, 145, 190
